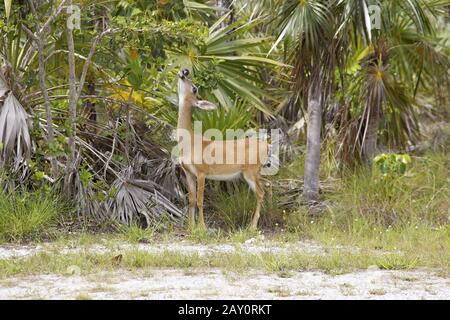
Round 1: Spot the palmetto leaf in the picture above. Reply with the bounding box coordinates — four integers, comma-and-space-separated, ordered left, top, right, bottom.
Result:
171, 15, 283, 115
3, 0, 11, 19
107, 167, 184, 226
271, 0, 332, 55
0, 92, 31, 165
194, 98, 254, 135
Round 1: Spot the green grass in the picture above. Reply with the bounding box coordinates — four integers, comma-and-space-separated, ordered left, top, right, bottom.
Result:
119, 223, 156, 244
75, 293, 93, 300
0, 246, 443, 278
0, 189, 69, 243
281, 152, 449, 271
208, 183, 258, 230
0, 153, 446, 277
207, 180, 282, 231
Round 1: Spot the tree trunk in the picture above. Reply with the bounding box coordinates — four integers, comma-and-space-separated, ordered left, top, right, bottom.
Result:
124, 87, 134, 163
303, 80, 323, 202
84, 82, 96, 122
37, 40, 58, 177
64, 7, 78, 193
24, 0, 68, 178
362, 102, 380, 164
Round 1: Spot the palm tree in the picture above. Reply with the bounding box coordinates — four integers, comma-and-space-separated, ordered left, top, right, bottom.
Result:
270, 0, 448, 201
270, 0, 339, 201
335, 0, 448, 164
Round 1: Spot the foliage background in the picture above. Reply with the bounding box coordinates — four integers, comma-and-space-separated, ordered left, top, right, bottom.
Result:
0, 0, 448, 233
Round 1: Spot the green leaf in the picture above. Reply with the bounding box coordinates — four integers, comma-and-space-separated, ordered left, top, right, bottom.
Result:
80, 168, 93, 188
34, 171, 45, 181
200, 55, 289, 68
131, 8, 142, 16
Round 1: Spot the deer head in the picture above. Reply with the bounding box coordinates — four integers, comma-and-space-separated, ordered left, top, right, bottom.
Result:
177, 68, 217, 110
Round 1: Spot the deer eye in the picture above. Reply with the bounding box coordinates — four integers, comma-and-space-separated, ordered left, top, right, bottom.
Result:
192, 86, 198, 94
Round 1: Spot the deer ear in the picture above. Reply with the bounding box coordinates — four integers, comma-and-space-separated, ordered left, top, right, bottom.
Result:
194, 100, 217, 110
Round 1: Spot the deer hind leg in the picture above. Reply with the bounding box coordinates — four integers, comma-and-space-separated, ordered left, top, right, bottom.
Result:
196, 172, 206, 229
184, 171, 197, 227
243, 170, 265, 230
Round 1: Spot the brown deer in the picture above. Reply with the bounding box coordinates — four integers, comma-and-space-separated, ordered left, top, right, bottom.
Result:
176, 68, 269, 230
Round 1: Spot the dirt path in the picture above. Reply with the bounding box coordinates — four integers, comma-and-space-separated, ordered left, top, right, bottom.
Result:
0, 241, 448, 299
0, 269, 448, 299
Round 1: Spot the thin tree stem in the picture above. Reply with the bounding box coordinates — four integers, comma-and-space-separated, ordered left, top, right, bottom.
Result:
37, 40, 58, 177
65, 0, 78, 192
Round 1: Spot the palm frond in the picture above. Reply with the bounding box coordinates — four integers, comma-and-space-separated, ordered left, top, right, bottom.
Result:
107, 164, 184, 226
0, 92, 31, 166
170, 15, 283, 115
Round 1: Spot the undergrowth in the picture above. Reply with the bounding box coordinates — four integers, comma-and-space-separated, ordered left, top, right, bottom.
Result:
0, 189, 70, 242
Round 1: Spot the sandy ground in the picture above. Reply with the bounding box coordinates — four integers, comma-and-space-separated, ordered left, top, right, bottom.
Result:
0, 240, 327, 260
0, 269, 448, 300
0, 239, 385, 260
0, 241, 448, 300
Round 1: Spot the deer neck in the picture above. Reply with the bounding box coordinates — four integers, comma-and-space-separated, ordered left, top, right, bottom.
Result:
177, 100, 194, 143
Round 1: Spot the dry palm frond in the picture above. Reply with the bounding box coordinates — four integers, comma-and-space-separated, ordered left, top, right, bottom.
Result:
107, 167, 184, 226
0, 92, 32, 167
75, 181, 107, 219
37, 108, 185, 226
139, 155, 185, 204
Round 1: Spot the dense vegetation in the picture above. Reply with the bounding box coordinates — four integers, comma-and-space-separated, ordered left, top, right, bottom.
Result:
0, 0, 448, 243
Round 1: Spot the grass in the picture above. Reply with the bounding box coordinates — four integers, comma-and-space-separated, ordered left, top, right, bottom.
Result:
0, 245, 446, 278
282, 152, 449, 272
208, 183, 258, 230
368, 289, 386, 296
0, 153, 447, 277
75, 293, 93, 300
206, 179, 283, 231
0, 189, 69, 243
267, 286, 292, 297
119, 223, 156, 244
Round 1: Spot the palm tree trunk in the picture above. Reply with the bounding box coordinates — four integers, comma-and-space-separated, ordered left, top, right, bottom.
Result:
303, 80, 322, 202
362, 102, 380, 164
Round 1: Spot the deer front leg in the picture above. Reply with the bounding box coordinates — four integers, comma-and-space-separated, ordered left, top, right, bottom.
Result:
244, 171, 265, 230
184, 171, 197, 227
196, 172, 206, 229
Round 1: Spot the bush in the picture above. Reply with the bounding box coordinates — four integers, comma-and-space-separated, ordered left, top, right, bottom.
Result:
0, 189, 69, 242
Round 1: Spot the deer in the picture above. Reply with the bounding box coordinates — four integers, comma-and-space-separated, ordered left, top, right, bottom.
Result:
176, 68, 270, 230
